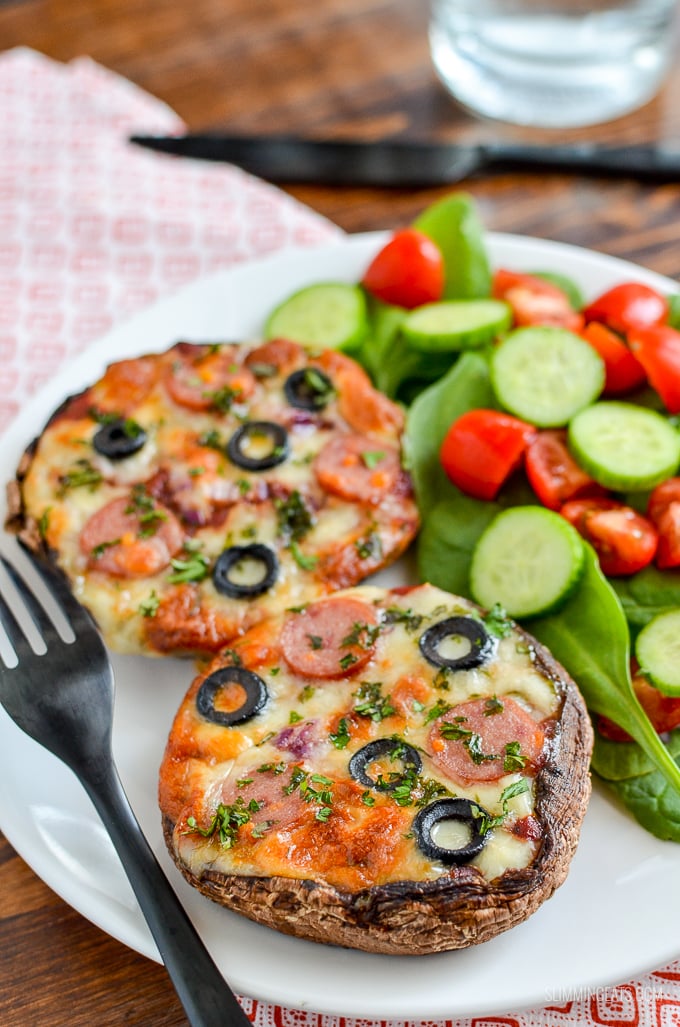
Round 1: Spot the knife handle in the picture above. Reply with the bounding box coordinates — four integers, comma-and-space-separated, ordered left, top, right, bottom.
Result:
482, 143, 679, 179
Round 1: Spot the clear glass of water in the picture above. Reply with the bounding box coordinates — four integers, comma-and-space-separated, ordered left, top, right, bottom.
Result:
430, 0, 679, 128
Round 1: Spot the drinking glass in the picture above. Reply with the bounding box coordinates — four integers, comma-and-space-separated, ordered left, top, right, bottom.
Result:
430, 0, 679, 127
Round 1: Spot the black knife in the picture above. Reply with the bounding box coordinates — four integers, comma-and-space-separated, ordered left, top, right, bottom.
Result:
129, 133, 680, 187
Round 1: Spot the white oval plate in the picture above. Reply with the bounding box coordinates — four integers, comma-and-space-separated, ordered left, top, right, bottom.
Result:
1, 233, 678, 1021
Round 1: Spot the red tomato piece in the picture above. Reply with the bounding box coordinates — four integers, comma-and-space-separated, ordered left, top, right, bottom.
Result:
440, 409, 536, 501
647, 477, 680, 523
580, 321, 647, 395
492, 269, 583, 331
628, 323, 680, 414
561, 498, 657, 577
361, 228, 444, 309
597, 671, 680, 741
524, 429, 606, 510
654, 504, 680, 569
646, 481, 680, 569
583, 282, 668, 334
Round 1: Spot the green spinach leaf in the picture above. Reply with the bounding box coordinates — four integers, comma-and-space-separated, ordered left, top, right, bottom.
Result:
405, 350, 496, 514
531, 547, 680, 796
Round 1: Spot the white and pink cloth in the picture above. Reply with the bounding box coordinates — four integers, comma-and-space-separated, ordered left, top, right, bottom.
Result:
0, 45, 678, 1027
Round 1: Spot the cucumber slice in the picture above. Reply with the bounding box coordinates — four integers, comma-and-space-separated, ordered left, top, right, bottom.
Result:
568, 401, 680, 491
264, 282, 368, 352
401, 299, 512, 352
635, 609, 680, 696
490, 326, 605, 427
470, 506, 585, 618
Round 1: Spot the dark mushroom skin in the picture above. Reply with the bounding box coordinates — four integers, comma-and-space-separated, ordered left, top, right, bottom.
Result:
159, 584, 593, 955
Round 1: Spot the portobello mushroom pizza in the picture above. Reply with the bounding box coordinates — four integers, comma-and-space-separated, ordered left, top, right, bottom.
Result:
159, 582, 593, 954
6, 338, 418, 656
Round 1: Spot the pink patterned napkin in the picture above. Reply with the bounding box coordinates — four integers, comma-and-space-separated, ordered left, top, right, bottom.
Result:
1, 45, 678, 1027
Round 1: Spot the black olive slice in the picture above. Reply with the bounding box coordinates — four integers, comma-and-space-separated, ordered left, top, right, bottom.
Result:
212, 543, 278, 598
418, 616, 495, 671
348, 738, 422, 791
284, 367, 334, 410
196, 666, 268, 727
413, 798, 489, 866
93, 418, 147, 460
226, 421, 289, 471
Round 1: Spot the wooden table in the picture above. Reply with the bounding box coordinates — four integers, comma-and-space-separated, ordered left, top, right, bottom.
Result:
1, 1, 679, 1023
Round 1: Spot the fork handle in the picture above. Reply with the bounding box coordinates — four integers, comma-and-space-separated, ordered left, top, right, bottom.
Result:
83, 762, 252, 1027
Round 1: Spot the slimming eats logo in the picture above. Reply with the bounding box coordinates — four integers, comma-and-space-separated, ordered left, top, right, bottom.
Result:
544, 983, 665, 1004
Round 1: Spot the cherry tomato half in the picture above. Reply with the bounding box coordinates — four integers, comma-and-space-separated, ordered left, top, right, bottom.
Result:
524, 430, 606, 511
560, 498, 658, 577
580, 321, 647, 396
647, 478, 680, 569
492, 269, 583, 331
440, 408, 536, 501
628, 323, 680, 414
583, 282, 668, 335
597, 671, 680, 741
361, 228, 445, 310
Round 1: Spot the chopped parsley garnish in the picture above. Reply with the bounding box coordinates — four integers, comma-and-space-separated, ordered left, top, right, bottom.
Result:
91, 538, 121, 559
361, 790, 376, 807
439, 717, 500, 766
125, 484, 168, 537
355, 532, 383, 561
57, 458, 102, 496
168, 542, 210, 584
483, 602, 514, 639
206, 384, 240, 413
289, 710, 303, 724
138, 590, 160, 618
423, 698, 453, 725
503, 740, 528, 773
473, 779, 530, 834
298, 685, 316, 703
38, 508, 51, 540
360, 449, 386, 469
289, 540, 318, 570
274, 490, 314, 543
329, 717, 351, 749
308, 634, 324, 650
382, 606, 424, 632
340, 621, 381, 650
483, 696, 504, 716
302, 367, 336, 404
284, 767, 334, 820
198, 428, 224, 450
339, 652, 358, 671
353, 681, 395, 722
185, 796, 263, 848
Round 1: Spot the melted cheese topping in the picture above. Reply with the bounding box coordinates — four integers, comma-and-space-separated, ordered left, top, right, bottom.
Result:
161, 583, 566, 891
19, 342, 418, 656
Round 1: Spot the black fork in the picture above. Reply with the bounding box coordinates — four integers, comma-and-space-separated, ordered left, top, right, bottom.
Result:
0, 550, 252, 1027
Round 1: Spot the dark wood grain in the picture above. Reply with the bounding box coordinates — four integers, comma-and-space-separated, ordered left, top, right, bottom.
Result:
1, 0, 679, 1022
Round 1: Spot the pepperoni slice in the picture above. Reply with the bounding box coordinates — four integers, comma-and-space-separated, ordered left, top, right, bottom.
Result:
280, 596, 379, 679
428, 697, 545, 784
80, 495, 184, 577
89, 356, 159, 413
314, 349, 404, 435
165, 344, 256, 411
314, 434, 402, 503
246, 337, 306, 374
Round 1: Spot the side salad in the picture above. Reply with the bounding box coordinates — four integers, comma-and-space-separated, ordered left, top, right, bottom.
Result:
263, 193, 680, 842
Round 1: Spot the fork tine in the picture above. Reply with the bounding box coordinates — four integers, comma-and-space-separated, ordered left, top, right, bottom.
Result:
0, 554, 60, 643
0, 574, 36, 664
17, 544, 99, 635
